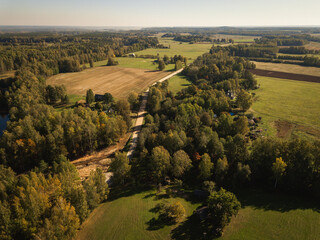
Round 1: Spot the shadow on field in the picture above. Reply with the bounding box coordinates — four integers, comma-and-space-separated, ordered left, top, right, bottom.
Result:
107, 186, 153, 202
171, 214, 215, 240
171, 189, 320, 240
235, 188, 320, 213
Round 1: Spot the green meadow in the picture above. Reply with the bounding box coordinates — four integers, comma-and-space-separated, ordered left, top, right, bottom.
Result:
167, 74, 192, 94
76, 188, 320, 240
135, 38, 212, 61
76, 189, 200, 240
250, 76, 320, 139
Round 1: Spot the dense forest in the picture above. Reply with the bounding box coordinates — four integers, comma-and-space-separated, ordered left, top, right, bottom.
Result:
0, 32, 159, 75
0, 32, 143, 239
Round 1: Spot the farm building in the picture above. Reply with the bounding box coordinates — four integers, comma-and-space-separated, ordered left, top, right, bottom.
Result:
95, 94, 104, 102
128, 53, 136, 57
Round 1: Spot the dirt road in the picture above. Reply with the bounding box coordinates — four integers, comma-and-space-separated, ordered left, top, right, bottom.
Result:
72, 68, 184, 178
126, 68, 184, 159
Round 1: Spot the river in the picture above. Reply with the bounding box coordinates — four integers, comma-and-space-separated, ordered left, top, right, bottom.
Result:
0, 113, 9, 136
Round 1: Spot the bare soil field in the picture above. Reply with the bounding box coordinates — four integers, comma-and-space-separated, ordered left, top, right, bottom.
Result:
250, 69, 320, 83
252, 61, 320, 77
304, 41, 320, 50
47, 66, 171, 98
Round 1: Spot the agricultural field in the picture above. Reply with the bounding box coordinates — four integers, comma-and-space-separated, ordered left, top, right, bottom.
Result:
250, 76, 320, 140
85, 57, 175, 71
135, 38, 212, 61
76, 189, 200, 240
304, 41, 320, 50
47, 66, 171, 99
253, 61, 320, 77
167, 74, 191, 94
211, 34, 258, 43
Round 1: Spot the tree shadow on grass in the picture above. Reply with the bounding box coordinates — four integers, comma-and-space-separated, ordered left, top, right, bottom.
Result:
235, 188, 320, 213
146, 217, 171, 230
107, 185, 153, 202
171, 214, 215, 240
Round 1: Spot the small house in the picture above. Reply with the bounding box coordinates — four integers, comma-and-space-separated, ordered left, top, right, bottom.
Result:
95, 94, 104, 102
226, 90, 235, 100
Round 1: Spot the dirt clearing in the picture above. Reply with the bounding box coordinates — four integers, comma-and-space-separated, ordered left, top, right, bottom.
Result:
47, 66, 171, 98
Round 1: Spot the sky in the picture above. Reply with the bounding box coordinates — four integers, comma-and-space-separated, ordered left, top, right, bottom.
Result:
1, 0, 320, 27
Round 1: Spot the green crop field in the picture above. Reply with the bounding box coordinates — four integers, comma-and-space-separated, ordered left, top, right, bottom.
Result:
135, 38, 212, 61
76, 189, 200, 240
250, 76, 320, 140
167, 74, 192, 94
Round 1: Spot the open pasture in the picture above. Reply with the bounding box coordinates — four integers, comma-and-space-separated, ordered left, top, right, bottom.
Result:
47, 66, 170, 99
220, 190, 320, 240
76, 188, 320, 240
250, 76, 320, 139
135, 38, 212, 61
167, 74, 191, 94
76, 189, 200, 240
211, 34, 258, 43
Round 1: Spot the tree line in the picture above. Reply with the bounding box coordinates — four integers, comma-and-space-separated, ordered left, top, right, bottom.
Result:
0, 157, 109, 240
0, 32, 159, 75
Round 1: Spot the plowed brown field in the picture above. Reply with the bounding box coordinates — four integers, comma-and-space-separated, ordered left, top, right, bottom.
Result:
47, 66, 171, 98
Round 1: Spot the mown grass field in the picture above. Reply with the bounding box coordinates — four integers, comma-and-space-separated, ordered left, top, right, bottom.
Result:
76, 188, 320, 240
253, 61, 320, 77
76, 189, 200, 240
135, 38, 212, 61
167, 74, 191, 94
220, 190, 320, 240
250, 76, 320, 140
211, 34, 258, 43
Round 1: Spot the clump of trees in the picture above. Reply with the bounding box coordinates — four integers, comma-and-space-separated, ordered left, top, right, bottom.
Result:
207, 188, 241, 236
0, 159, 108, 240
0, 69, 129, 172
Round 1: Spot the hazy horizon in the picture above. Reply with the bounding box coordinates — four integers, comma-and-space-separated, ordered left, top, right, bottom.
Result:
1, 0, 319, 27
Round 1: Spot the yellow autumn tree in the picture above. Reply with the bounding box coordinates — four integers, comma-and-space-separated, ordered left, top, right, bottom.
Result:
272, 157, 287, 188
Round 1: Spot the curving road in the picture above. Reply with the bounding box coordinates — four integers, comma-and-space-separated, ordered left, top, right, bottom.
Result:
127, 68, 184, 159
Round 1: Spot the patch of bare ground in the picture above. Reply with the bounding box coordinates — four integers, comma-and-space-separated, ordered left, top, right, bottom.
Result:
72, 132, 131, 179
274, 120, 294, 138
274, 120, 320, 139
